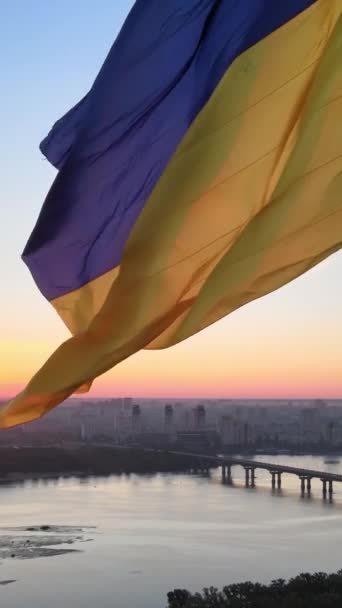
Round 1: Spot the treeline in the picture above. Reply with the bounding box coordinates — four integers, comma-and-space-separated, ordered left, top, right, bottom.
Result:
0, 446, 199, 477
167, 570, 342, 607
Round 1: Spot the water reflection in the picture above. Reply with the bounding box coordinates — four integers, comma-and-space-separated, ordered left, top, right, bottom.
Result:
0, 455, 342, 608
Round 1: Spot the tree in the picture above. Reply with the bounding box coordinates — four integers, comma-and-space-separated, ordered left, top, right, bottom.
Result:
166, 570, 342, 608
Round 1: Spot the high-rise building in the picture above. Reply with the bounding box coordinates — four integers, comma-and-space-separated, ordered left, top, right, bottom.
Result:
164, 404, 174, 430
132, 404, 142, 433
193, 404, 206, 429
220, 415, 234, 445
327, 420, 335, 444
123, 397, 133, 410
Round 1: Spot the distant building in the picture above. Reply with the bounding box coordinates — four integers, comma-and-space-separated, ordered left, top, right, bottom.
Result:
1, 398, 342, 450
123, 397, 133, 411
193, 404, 206, 430
132, 404, 142, 433
220, 415, 234, 445
175, 430, 220, 452
164, 404, 174, 429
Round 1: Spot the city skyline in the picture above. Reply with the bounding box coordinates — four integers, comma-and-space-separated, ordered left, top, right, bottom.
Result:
2, 396, 342, 451
1, 0, 341, 402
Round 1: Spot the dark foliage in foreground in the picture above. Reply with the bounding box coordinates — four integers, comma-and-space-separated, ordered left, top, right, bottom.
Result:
167, 570, 342, 607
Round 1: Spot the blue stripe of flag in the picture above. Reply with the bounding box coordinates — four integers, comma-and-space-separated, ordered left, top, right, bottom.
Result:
24, 0, 316, 299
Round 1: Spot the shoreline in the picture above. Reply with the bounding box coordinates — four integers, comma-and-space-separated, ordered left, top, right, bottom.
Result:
0, 446, 340, 485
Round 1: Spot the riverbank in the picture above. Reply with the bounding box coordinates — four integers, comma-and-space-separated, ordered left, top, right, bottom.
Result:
0, 446, 341, 484
0, 446, 204, 482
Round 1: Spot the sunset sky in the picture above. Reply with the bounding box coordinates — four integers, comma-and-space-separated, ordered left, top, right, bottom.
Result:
1, 0, 341, 401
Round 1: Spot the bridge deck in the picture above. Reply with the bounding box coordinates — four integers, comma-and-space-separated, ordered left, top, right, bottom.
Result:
220, 457, 342, 481
167, 450, 342, 482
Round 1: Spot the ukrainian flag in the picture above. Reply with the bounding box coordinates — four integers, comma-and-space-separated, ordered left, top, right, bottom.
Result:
1, 0, 341, 427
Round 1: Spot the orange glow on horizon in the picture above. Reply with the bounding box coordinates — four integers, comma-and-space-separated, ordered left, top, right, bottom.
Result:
1, 259, 341, 404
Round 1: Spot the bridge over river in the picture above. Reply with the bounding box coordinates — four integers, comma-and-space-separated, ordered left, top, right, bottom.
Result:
159, 450, 342, 498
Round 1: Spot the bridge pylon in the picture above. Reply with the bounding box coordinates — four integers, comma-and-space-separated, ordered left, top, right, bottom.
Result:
221, 464, 232, 484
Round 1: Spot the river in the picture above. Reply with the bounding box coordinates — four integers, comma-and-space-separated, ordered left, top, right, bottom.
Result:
1, 454, 342, 608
